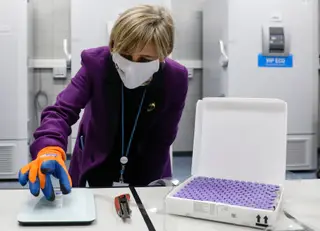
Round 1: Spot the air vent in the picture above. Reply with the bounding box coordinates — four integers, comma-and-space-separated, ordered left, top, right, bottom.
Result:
286, 140, 307, 166
0, 145, 14, 174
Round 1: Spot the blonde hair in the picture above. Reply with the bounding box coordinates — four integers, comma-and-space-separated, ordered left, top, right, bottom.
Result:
109, 4, 174, 59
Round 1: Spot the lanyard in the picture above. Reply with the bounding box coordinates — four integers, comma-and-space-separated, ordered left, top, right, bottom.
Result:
119, 84, 146, 183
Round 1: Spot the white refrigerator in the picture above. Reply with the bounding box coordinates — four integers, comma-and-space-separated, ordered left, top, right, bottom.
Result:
0, 0, 33, 178
202, 0, 319, 170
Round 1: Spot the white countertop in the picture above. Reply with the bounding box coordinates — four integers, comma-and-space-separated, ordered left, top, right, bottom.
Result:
1, 187, 148, 231
1, 179, 320, 230
282, 179, 320, 230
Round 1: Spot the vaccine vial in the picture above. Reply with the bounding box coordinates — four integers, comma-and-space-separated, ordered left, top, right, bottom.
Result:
54, 190, 63, 208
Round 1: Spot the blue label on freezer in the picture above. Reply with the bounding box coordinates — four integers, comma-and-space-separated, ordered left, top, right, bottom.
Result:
258, 54, 293, 68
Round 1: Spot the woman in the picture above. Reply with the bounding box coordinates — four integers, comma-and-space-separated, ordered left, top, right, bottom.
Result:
19, 4, 188, 201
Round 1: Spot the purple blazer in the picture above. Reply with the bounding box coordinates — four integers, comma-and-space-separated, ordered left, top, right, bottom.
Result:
30, 46, 188, 187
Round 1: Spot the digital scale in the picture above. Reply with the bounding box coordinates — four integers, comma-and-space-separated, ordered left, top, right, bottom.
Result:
17, 189, 96, 225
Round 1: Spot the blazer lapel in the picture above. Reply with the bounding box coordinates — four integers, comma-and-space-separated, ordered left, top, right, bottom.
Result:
103, 54, 122, 156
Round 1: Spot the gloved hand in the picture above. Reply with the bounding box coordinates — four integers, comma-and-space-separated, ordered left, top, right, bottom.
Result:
18, 146, 72, 201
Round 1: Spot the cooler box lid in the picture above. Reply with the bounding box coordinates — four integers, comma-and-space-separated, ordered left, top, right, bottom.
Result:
191, 97, 287, 186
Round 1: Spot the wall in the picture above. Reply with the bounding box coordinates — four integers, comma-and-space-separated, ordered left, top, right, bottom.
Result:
31, 0, 204, 152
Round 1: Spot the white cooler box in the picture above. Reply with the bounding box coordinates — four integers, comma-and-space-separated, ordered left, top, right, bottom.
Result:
165, 98, 287, 229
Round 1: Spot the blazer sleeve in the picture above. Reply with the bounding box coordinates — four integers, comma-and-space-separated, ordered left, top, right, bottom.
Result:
143, 66, 189, 183
30, 51, 93, 159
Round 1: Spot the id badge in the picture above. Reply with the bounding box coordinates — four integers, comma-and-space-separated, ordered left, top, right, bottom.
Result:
113, 182, 129, 187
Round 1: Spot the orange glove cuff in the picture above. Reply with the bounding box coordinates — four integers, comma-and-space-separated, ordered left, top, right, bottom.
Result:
37, 146, 66, 161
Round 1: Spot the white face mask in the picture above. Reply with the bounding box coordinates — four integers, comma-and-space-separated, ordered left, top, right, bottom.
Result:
112, 52, 160, 89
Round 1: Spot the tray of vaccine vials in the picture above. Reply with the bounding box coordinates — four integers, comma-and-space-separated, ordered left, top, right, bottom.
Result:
166, 176, 283, 229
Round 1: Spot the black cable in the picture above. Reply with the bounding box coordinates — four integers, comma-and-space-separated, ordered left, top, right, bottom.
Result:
129, 186, 156, 231
34, 70, 49, 125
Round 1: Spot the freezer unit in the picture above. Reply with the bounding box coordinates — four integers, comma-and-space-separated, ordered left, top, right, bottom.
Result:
202, 0, 319, 170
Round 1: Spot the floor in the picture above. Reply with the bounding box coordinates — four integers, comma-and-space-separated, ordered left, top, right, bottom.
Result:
0, 156, 317, 189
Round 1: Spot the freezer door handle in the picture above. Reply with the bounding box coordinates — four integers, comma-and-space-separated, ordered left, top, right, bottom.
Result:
63, 38, 71, 68
219, 40, 229, 68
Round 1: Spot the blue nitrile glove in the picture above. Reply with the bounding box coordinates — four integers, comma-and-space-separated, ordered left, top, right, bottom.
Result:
18, 146, 72, 201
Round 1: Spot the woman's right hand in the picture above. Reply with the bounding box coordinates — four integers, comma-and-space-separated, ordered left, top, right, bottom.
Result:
18, 146, 72, 201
